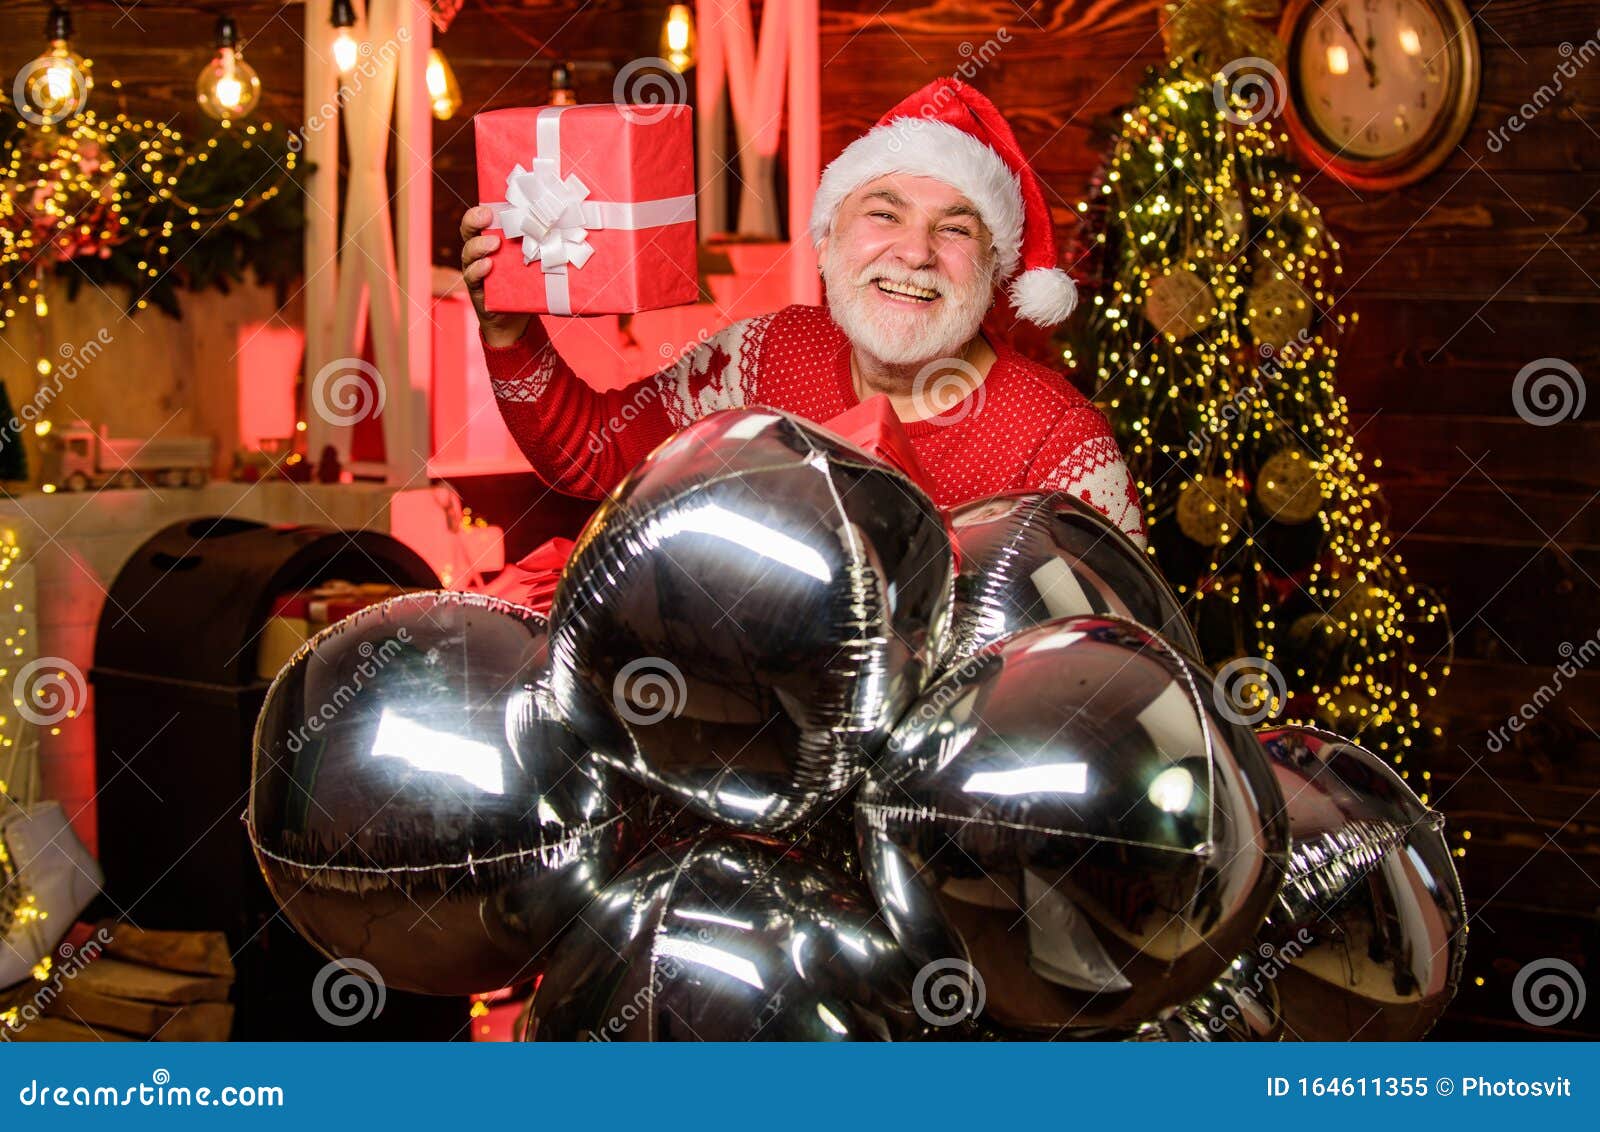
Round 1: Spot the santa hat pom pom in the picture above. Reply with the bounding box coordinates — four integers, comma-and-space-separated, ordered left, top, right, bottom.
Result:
1008, 266, 1078, 327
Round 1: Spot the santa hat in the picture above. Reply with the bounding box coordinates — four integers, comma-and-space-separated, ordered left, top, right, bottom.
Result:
808, 77, 1077, 327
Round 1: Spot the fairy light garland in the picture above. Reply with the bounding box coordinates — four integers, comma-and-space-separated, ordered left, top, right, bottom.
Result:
0, 90, 299, 335
1066, 68, 1452, 773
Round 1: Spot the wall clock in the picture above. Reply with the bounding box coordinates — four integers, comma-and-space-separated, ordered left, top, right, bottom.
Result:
1279, 0, 1480, 190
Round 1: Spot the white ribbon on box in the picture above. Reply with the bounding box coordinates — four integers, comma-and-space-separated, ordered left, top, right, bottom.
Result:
484, 106, 696, 316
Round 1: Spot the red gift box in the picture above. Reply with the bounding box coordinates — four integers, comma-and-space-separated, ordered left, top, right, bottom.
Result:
823, 395, 935, 497
479, 537, 575, 617
474, 103, 698, 316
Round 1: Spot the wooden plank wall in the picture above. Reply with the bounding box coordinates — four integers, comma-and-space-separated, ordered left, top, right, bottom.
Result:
6, 0, 1595, 1038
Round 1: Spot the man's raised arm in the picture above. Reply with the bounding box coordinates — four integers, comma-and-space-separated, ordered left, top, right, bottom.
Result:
461, 205, 757, 499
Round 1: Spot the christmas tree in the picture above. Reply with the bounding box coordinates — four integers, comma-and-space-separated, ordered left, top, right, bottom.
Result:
1063, 62, 1449, 772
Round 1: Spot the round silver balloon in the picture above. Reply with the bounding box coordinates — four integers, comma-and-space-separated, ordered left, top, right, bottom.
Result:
1129, 946, 1286, 1041
947, 491, 1199, 661
549, 408, 953, 834
249, 591, 636, 996
857, 615, 1289, 1035
1256, 725, 1467, 1040
525, 835, 932, 1041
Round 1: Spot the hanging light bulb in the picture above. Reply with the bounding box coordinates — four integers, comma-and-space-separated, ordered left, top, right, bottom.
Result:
425, 47, 461, 120
196, 15, 261, 121
18, 4, 93, 125
330, 0, 360, 74
660, 4, 696, 73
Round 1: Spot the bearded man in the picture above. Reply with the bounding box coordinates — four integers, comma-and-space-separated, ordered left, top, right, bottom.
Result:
460, 77, 1146, 546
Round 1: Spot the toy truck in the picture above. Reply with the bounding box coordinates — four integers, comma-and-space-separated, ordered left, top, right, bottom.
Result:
40, 421, 213, 491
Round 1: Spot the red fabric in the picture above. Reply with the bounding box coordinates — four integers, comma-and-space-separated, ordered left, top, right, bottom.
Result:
482, 303, 1147, 545
821, 395, 935, 497
480, 537, 575, 616
473, 105, 698, 315
873, 77, 1061, 280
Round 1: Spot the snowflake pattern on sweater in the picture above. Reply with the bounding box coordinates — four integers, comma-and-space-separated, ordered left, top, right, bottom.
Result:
484, 303, 1146, 547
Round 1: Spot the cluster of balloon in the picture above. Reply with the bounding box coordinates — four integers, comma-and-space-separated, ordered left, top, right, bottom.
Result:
246, 405, 1466, 1043
945, 491, 1200, 662
856, 615, 1290, 1037
546, 408, 954, 834
525, 835, 933, 1041
247, 591, 637, 995
1255, 725, 1466, 1040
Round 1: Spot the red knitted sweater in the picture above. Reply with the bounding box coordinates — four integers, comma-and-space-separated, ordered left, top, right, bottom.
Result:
483, 303, 1147, 546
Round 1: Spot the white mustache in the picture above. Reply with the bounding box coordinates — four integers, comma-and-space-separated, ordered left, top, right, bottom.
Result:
856, 268, 945, 297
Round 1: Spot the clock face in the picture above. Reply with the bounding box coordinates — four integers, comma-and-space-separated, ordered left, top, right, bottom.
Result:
1294, 0, 1454, 159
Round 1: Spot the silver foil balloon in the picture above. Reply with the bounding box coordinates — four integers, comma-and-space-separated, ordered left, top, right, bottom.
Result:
249, 591, 636, 996
1256, 725, 1467, 1040
857, 615, 1289, 1035
1129, 946, 1286, 1041
549, 408, 953, 834
525, 835, 931, 1041
947, 491, 1199, 661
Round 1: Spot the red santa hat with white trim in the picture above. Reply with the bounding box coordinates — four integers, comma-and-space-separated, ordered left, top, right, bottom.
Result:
808, 76, 1077, 327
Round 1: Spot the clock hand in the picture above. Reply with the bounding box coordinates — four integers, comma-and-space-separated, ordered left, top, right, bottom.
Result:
1363, 14, 1380, 89
1337, 5, 1388, 89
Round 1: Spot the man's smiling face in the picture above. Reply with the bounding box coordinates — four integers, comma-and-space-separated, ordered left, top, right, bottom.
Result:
819, 173, 1000, 367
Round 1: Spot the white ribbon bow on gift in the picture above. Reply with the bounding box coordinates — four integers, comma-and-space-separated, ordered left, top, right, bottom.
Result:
493, 162, 600, 272
483, 105, 696, 315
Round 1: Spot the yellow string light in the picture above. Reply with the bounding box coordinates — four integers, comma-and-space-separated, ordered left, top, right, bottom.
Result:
1069, 69, 1451, 770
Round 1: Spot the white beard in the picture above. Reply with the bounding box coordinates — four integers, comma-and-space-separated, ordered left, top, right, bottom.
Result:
821, 240, 995, 367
